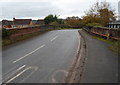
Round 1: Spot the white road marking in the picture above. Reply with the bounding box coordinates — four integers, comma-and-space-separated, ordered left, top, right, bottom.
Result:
13, 45, 45, 63
17, 65, 26, 71
77, 33, 81, 53
6, 67, 31, 83
51, 70, 68, 83
51, 36, 58, 42
20, 66, 38, 83
2, 65, 26, 82
52, 78, 57, 83
2, 65, 18, 77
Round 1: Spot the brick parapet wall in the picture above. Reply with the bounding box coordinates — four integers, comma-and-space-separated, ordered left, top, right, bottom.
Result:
7, 25, 56, 38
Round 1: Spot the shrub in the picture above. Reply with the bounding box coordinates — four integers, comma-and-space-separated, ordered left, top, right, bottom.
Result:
86, 23, 102, 27
2, 28, 11, 39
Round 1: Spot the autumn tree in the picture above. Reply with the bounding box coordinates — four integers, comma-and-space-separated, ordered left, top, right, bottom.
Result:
65, 16, 83, 27
82, 1, 116, 26
99, 8, 116, 26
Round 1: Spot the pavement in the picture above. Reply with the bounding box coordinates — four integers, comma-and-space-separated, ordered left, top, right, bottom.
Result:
2, 29, 80, 83
79, 30, 118, 83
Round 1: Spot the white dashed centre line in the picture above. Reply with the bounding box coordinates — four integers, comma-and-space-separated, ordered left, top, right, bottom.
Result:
13, 45, 45, 63
51, 36, 58, 42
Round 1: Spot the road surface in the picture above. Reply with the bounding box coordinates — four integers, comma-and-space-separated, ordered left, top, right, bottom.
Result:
2, 29, 80, 83
79, 30, 118, 83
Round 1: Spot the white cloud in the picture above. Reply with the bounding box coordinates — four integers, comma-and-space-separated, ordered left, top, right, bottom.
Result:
0, 0, 119, 20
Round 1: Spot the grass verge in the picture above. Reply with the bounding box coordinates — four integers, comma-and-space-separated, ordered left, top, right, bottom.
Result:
92, 36, 120, 56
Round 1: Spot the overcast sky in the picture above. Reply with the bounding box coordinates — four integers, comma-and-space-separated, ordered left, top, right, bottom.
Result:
0, 0, 119, 20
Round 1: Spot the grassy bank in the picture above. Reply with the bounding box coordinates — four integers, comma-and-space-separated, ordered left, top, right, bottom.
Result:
2, 29, 54, 47
110, 41, 120, 56
93, 36, 120, 56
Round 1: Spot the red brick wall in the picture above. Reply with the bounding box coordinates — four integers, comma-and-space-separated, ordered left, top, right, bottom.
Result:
7, 25, 55, 38
10, 27, 41, 38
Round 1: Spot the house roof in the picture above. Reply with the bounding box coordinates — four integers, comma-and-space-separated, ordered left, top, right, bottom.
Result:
2, 20, 14, 25
32, 20, 37, 24
8, 21, 14, 25
35, 19, 44, 25
14, 19, 32, 25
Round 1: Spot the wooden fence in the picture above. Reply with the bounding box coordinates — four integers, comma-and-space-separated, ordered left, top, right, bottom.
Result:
83, 26, 120, 40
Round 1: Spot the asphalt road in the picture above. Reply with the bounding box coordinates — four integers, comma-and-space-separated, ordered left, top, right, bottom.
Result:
2, 29, 80, 83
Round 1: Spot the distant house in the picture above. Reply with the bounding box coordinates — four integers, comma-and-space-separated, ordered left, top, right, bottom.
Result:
32, 20, 37, 25
35, 19, 44, 25
2, 20, 14, 28
13, 18, 33, 28
108, 20, 120, 29
1, 18, 45, 28
108, 1, 120, 29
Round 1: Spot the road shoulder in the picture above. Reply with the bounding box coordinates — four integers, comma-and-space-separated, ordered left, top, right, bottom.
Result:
65, 30, 87, 83
79, 30, 118, 83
